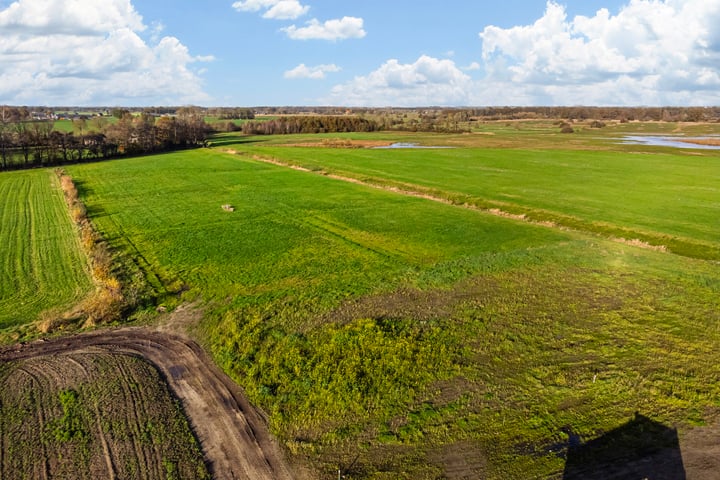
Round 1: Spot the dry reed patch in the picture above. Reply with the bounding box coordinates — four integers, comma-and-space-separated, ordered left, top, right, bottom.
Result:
615, 237, 668, 252
676, 138, 720, 147
283, 139, 393, 148
487, 208, 527, 221
51, 169, 127, 330
251, 155, 312, 173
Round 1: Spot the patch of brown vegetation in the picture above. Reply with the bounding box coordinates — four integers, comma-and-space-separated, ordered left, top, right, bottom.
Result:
53, 170, 126, 329
428, 441, 488, 479
487, 208, 526, 221
252, 155, 313, 173
675, 138, 720, 147
615, 237, 668, 252
282, 139, 393, 148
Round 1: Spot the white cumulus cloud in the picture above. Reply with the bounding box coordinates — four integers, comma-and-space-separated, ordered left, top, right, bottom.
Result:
0, 0, 144, 34
324, 1, 720, 107
231, 0, 309, 20
283, 16, 366, 41
477, 0, 720, 105
328, 55, 472, 106
284, 63, 341, 79
0, 0, 212, 105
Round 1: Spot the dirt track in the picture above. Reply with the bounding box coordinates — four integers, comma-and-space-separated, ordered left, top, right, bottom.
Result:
0, 325, 296, 480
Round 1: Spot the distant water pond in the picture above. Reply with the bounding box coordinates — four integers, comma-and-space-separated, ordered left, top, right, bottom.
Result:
621, 135, 720, 150
373, 142, 455, 149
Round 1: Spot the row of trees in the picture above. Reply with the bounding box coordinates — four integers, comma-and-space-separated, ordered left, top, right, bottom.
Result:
250, 106, 720, 123
242, 116, 379, 135
0, 112, 210, 170
206, 107, 255, 120
452, 106, 720, 122
351, 106, 720, 133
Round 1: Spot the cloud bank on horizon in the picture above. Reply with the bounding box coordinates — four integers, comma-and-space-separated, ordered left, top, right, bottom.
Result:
0, 0, 212, 105
1, 0, 719, 106
330, 0, 720, 106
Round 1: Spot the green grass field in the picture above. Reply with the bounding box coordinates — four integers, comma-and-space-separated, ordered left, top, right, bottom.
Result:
61, 126, 720, 478
231, 128, 720, 260
67, 149, 568, 308
0, 170, 92, 330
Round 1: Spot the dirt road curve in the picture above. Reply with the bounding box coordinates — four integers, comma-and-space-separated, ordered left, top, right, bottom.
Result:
0, 327, 295, 480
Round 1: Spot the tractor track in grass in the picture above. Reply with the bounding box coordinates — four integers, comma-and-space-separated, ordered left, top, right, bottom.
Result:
0, 325, 296, 480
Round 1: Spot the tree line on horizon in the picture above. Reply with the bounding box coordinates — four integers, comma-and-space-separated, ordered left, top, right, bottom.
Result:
0, 108, 211, 171
251, 105, 720, 122
244, 106, 720, 134
3, 104, 720, 170
241, 115, 379, 135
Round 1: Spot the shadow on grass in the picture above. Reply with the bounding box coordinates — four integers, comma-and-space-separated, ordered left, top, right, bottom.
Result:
563, 412, 685, 480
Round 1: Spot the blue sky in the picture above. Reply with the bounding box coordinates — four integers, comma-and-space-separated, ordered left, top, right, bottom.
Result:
1, 0, 719, 106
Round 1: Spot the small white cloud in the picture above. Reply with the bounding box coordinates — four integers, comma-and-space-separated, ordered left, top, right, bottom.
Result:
231, 0, 308, 20
463, 62, 481, 71
0, 0, 212, 105
149, 20, 164, 42
194, 54, 217, 62
231, 0, 277, 12
283, 16, 366, 41
263, 0, 309, 20
328, 55, 472, 106
284, 63, 341, 79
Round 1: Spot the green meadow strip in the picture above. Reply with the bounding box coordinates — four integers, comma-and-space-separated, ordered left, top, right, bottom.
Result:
0, 170, 92, 332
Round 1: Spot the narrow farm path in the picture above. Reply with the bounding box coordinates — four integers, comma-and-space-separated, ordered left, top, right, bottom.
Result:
0, 325, 296, 480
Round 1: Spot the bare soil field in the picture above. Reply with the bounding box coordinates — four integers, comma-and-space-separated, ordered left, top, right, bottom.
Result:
0, 325, 296, 480
0, 351, 210, 479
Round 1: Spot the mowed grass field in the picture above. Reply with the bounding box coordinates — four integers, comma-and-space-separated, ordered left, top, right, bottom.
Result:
0, 170, 92, 331
63, 127, 720, 478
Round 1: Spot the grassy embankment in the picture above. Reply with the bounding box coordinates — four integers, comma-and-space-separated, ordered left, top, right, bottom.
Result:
0, 170, 92, 334
64, 125, 720, 477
